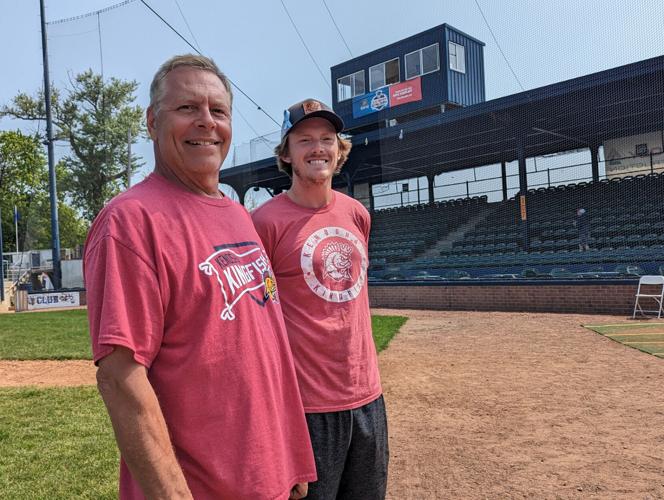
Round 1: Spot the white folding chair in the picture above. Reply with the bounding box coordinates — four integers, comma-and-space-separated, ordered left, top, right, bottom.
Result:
632, 275, 664, 319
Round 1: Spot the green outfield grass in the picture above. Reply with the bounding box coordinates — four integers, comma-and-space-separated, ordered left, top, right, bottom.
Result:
585, 322, 664, 358
0, 309, 406, 360
0, 387, 118, 499
0, 309, 91, 360
372, 314, 408, 352
0, 312, 407, 497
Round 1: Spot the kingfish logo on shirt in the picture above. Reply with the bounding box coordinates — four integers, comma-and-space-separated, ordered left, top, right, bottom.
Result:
198, 241, 278, 321
301, 226, 367, 303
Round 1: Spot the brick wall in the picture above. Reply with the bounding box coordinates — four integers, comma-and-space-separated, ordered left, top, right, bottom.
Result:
369, 281, 641, 315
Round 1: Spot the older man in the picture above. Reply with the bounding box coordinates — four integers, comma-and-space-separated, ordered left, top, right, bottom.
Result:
252, 99, 388, 499
84, 55, 315, 499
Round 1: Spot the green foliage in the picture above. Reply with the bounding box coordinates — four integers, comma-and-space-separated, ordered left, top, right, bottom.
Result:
0, 309, 91, 360
0, 130, 47, 251
2, 70, 145, 221
0, 387, 118, 499
372, 315, 408, 352
0, 132, 88, 250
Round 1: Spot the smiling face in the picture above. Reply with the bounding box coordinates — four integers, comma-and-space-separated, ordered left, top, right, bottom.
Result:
147, 66, 232, 189
281, 118, 339, 186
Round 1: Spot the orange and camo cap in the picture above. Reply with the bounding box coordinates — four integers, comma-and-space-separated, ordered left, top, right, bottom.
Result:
280, 98, 344, 140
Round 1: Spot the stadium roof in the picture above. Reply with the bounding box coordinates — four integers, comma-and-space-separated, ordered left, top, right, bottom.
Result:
220, 55, 664, 198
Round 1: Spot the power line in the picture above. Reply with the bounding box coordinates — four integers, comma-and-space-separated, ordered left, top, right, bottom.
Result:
138, 0, 279, 126
279, 0, 331, 88
473, 0, 525, 91
173, 0, 201, 52
321, 0, 352, 57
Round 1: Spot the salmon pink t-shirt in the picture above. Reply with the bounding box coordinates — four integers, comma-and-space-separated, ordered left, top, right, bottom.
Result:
252, 192, 381, 413
84, 173, 316, 499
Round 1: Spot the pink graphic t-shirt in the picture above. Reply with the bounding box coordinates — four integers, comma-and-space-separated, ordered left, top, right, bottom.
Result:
252, 191, 382, 413
84, 173, 316, 499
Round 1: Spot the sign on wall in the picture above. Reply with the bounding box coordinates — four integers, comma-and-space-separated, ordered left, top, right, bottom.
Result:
27, 291, 81, 311
352, 77, 422, 118
603, 132, 664, 179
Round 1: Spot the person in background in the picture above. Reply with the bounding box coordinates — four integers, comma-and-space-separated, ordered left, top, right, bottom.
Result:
574, 208, 590, 251
40, 271, 54, 290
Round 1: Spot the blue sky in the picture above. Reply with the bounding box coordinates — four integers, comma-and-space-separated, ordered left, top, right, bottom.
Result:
1, 0, 663, 198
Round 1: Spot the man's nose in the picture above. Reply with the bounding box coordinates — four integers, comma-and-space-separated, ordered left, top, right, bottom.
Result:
196, 108, 216, 128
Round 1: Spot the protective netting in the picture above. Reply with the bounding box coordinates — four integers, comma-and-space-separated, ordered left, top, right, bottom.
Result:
5, 1, 664, 287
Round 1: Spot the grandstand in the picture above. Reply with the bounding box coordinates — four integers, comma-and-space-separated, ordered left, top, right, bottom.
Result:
221, 23, 664, 311
369, 169, 664, 280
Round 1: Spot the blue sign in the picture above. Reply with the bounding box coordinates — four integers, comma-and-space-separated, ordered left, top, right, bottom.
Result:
352, 87, 390, 118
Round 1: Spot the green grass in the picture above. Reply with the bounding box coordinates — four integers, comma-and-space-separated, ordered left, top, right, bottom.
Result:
585, 322, 664, 358
0, 313, 407, 496
372, 314, 408, 352
0, 309, 91, 360
0, 387, 118, 499
0, 310, 407, 360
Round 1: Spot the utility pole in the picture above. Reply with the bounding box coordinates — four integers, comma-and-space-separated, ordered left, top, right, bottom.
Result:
40, 0, 62, 288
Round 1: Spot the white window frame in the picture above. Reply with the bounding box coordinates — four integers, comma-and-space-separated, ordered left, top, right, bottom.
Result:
336, 70, 365, 102
369, 57, 400, 91
448, 41, 466, 74
405, 43, 440, 80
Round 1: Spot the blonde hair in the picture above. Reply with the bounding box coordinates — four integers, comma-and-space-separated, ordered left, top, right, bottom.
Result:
149, 54, 233, 113
274, 134, 352, 177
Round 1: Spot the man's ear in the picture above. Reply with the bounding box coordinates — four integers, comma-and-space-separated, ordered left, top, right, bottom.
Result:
280, 153, 291, 164
146, 106, 157, 141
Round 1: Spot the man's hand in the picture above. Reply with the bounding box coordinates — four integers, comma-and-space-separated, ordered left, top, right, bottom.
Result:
289, 482, 308, 499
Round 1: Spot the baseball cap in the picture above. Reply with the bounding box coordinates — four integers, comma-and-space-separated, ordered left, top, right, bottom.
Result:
280, 98, 344, 140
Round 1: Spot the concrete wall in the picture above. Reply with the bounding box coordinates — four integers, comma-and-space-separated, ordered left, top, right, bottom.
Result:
369, 281, 640, 315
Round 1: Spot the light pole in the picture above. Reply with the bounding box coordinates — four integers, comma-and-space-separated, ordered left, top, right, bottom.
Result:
40, 0, 62, 288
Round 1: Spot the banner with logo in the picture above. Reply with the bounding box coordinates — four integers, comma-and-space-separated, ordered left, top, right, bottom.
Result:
27, 291, 81, 310
352, 77, 422, 118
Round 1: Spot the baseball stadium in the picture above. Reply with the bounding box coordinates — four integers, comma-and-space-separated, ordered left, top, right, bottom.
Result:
1, 1, 664, 498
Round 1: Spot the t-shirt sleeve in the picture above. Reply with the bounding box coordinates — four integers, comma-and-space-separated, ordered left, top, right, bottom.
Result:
85, 234, 165, 367
251, 210, 277, 263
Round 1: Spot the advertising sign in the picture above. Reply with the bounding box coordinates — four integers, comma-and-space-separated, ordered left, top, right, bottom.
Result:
352, 77, 423, 118
604, 132, 664, 179
389, 78, 422, 107
27, 291, 81, 311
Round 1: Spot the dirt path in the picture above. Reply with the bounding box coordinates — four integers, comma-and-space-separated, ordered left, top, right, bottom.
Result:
0, 360, 96, 387
374, 309, 664, 499
2, 310, 664, 498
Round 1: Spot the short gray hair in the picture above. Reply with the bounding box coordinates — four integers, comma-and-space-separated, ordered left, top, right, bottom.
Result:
149, 54, 233, 112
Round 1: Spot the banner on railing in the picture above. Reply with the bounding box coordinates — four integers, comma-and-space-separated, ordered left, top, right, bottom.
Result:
604, 131, 664, 179
26, 291, 80, 311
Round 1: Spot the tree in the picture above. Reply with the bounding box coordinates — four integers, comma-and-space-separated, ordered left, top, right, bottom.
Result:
0, 130, 46, 251
0, 131, 89, 251
1, 70, 145, 221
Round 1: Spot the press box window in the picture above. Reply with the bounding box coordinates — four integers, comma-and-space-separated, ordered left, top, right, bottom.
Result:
337, 70, 365, 102
405, 43, 440, 80
369, 58, 400, 91
448, 41, 466, 73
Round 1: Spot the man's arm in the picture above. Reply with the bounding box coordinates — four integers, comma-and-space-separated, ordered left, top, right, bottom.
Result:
96, 346, 193, 499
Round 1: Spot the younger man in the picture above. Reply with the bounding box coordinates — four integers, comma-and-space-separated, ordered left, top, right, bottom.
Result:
252, 99, 388, 499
